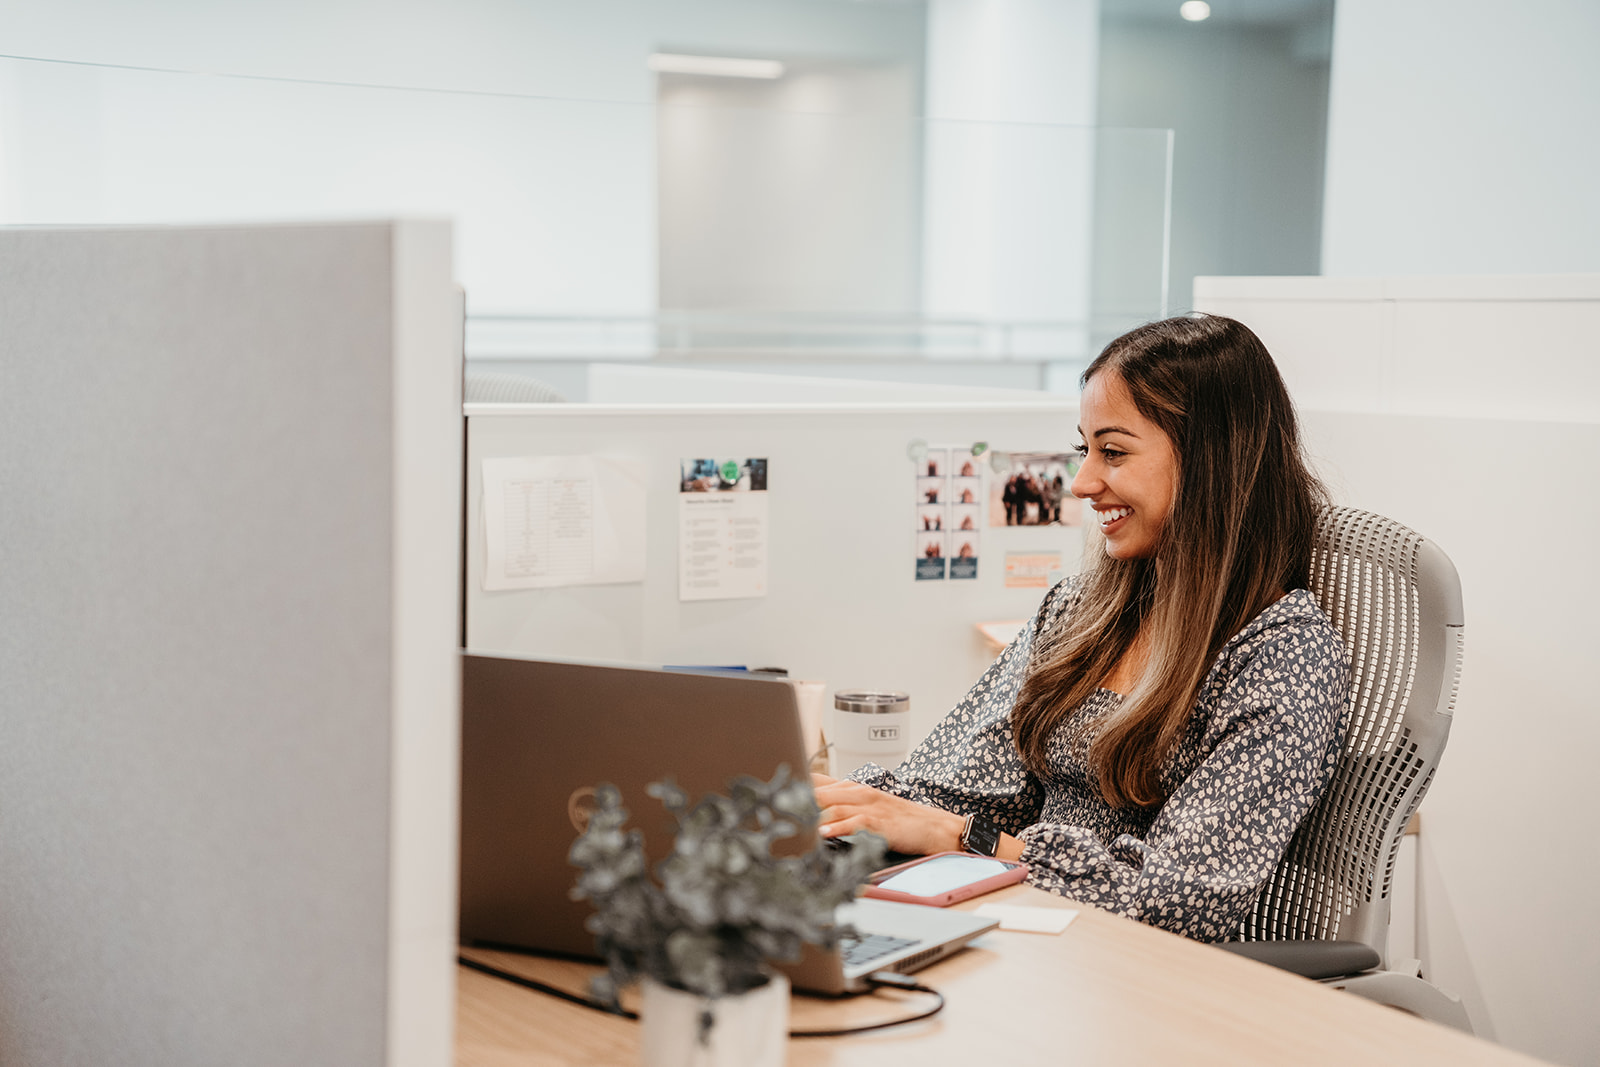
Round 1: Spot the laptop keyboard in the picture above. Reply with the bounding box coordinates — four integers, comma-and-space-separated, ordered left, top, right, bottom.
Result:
838, 931, 919, 969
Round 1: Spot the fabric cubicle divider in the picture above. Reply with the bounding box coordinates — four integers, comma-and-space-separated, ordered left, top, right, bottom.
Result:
0, 222, 462, 1067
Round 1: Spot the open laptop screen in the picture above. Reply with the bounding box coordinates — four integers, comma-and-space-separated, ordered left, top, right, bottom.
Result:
458, 651, 813, 958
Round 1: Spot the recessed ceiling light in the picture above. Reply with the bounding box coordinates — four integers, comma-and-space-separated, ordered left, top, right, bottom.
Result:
1179, 1, 1211, 20
647, 53, 785, 79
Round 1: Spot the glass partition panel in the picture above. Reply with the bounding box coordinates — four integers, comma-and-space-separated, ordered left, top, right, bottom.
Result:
0, 54, 1169, 392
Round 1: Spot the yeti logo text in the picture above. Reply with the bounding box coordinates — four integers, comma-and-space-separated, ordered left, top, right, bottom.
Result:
868, 725, 901, 742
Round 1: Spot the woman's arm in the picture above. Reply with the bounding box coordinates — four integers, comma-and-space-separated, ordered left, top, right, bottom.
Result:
813, 579, 1083, 852
1014, 621, 1348, 942
812, 774, 1027, 861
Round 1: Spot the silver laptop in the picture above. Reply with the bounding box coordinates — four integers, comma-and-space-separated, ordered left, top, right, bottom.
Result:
458, 651, 998, 995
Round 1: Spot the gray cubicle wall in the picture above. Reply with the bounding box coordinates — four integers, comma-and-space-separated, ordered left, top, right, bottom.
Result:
465, 399, 1082, 741
0, 222, 462, 1067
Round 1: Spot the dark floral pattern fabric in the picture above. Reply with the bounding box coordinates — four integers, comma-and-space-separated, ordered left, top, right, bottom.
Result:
850, 577, 1350, 942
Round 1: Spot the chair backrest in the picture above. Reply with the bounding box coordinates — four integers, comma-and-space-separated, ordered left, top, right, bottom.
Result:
1240, 506, 1464, 963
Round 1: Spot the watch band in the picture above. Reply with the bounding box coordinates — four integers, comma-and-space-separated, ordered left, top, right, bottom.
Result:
959, 812, 1002, 857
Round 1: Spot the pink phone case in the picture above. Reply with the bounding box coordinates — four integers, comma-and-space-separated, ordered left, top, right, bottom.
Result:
861, 851, 1029, 907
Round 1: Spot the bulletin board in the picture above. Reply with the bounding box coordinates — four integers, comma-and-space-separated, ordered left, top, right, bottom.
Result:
464, 399, 1083, 743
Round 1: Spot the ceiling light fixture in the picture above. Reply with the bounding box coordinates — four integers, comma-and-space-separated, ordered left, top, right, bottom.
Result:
647, 53, 785, 79
1179, 1, 1212, 21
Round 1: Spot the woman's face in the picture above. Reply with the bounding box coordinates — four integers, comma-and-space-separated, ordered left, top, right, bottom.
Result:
1070, 371, 1178, 560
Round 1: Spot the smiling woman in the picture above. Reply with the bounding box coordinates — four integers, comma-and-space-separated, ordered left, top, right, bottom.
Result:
813, 314, 1349, 943
1071, 371, 1178, 560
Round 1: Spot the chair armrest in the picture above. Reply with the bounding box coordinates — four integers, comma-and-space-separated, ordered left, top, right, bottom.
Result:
1214, 940, 1381, 980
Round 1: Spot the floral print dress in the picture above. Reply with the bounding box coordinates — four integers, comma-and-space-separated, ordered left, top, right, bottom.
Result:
850, 577, 1350, 942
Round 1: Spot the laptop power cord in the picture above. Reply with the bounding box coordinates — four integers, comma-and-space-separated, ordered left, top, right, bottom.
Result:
459, 956, 946, 1038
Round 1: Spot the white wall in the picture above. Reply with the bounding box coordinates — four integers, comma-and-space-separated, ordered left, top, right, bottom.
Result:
0, 0, 924, 104
0, 1, 644, 99
1322, 0, 1600, 276
1196, 274, 1600, 1067
0, 0, 925, 316
657, 62, 922, 314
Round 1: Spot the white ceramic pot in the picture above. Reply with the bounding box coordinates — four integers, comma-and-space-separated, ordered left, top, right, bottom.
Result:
638, 974, 789, 1067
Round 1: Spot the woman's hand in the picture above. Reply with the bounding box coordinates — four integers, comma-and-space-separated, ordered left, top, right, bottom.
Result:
810, 774, 966, 856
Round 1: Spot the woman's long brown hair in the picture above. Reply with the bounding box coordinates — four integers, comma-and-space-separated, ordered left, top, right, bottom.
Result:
1010, 315, 1328, 808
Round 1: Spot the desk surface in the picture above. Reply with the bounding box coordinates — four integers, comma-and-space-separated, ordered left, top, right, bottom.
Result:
456, 885, 1540, 1067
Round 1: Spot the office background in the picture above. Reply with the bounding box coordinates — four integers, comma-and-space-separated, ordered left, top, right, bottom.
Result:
3, 1, 1598, 1065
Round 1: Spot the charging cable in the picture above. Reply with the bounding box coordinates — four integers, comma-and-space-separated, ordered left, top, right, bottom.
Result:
458, 956, 946, 1038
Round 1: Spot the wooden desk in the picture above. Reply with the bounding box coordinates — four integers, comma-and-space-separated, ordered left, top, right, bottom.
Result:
457, 885, 1540, 1066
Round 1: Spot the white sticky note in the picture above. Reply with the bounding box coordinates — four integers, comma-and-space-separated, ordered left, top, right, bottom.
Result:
974, 903, 1079, 934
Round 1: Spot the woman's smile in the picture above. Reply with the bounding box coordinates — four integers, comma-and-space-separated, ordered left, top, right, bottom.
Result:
1095, 505, 1133, 529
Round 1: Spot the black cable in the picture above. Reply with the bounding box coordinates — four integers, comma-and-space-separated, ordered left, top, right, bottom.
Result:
459, 955, 638, 1019
458, 956, 945, 1037
790, 973, 945, 1038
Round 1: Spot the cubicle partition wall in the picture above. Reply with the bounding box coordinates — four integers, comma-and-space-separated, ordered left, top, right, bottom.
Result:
465, 396, 1081, 742
0, 222, 462, 1067
1196, 273, 1600, 1065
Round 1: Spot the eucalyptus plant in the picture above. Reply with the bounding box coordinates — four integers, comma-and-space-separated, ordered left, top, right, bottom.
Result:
569, 765, 885, 1020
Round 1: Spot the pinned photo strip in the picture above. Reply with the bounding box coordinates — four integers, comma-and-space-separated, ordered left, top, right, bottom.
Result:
915, 446, 980, 580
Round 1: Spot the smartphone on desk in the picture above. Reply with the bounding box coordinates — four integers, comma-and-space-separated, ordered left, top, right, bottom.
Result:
861, 851, 1028, 907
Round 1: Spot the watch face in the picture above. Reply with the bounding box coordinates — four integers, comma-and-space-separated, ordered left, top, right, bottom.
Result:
964, 815, 1001, 857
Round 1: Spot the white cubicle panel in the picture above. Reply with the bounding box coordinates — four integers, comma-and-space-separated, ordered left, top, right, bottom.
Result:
1194, 273, 1600, 421
0, 222, 462, 1067
466, 400, 1082, 741
1195, 272, 1600, 1063
1297, 407, 1600, 1060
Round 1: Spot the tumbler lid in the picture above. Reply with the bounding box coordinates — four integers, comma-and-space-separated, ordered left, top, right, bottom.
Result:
833, 690, 910, 714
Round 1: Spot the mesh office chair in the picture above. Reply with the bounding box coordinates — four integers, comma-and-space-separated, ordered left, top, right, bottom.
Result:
1218, 507, 1474, 1032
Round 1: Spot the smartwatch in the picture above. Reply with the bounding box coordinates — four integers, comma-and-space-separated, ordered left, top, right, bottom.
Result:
958, 813, 1002, 857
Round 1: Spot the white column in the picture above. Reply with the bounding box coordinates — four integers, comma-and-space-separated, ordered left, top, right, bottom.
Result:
921, 0, 1100, 383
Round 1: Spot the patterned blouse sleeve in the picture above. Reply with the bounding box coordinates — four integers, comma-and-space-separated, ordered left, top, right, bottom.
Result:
1017, 619, 1349, 942
844, 579, 1080, 830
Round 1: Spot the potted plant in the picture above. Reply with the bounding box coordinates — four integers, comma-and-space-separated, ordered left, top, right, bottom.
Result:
569, 765, 885, 1066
